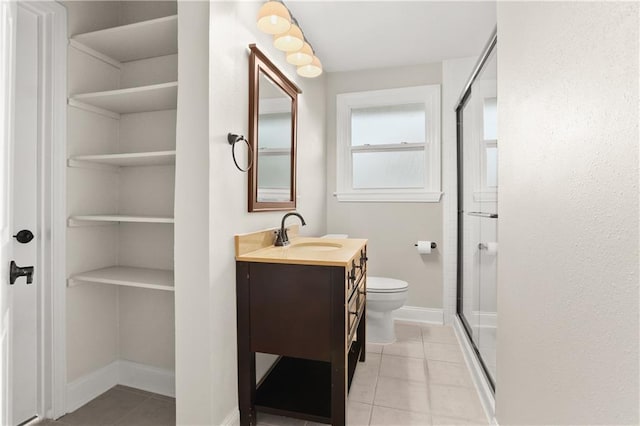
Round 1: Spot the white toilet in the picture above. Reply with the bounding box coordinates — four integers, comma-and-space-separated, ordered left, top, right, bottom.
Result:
321, 234, 409, 344
366, 277, 409, 344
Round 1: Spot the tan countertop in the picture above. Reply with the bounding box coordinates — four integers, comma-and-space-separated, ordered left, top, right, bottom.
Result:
236, 236, 367, 267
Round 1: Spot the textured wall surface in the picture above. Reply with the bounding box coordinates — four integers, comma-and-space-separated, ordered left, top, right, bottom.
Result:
496, 2, 639, 424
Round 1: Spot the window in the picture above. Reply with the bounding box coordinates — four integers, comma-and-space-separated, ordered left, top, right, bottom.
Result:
482, 97, 497, 189
336, 85, 441, 202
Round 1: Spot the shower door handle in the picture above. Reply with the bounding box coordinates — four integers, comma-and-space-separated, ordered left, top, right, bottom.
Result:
467, 212, 498, 219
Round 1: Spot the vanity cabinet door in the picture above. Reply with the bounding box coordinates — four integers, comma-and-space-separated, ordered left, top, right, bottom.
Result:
247, 262, 341, 362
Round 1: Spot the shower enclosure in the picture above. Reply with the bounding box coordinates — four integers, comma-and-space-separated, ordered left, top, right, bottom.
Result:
456, 30, 497, 389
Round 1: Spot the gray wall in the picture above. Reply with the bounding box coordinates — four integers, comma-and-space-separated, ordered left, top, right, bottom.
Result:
496, 2, 639, 424
325, 64, 444, 308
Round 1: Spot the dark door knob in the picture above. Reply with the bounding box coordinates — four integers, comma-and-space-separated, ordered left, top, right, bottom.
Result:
9, 261, 34, 285
13, 229, 34, 244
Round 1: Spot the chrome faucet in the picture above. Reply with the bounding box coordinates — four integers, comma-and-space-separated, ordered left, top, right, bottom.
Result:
275, 212, 306, 246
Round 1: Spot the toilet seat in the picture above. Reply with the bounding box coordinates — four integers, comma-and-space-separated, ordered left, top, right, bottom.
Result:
367, 276, 409, 293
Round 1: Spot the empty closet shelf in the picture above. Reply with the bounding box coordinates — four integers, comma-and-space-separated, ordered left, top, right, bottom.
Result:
70, 15, 178, 64
68, 151, 176, 168
69, 82, 178, 116
68, 215, 175, 226
68, 266, 174, 291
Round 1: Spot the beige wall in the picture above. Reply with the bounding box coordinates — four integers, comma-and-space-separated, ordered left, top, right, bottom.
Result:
496, 2, 639, 424
325, 64, 444, 308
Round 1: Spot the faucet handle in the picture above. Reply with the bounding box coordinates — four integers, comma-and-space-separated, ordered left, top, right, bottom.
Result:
274, 228, 289, 246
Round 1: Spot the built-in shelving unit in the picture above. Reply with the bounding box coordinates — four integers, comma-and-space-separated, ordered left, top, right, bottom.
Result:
69, 82, 178, 116
68, 215, 174, 226
65, 1, 178, 403
68, 151, 176, 168
68, 266, 174, 291
70, 15, 178, 66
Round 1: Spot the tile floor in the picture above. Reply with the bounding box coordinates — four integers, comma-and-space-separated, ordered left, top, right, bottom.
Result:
35, 323, 485, 426
35, 385, 175, 426
259, 322, 488, 426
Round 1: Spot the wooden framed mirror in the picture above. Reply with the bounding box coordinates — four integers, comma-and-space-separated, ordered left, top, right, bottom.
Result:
248, 44, 302, 212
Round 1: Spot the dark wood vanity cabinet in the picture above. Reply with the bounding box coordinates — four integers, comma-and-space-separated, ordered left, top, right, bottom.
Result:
236, 245, 367, 426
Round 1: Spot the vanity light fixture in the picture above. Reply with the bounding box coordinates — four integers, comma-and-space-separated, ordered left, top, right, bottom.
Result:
256, 1, 291, 35
273, 22, 304, 52
297, 55, 322, 78
286, 42, 313, 66
257, 1, 322, 78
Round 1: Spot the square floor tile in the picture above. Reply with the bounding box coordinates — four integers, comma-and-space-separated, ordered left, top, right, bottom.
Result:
379, 355, 427, 383
421, 326, 458, 344
423, 342, 464, 363
431, 415, 489, 425
382, 340, 425, 359
347, 401, 373, 426
426, 360, 473, 387
429, 384, 485, 421
373, 376, 430, 414
349, 372, 378, 404
115, 397, 175, 426
113, 385, 155, 398
354, 353, 382, 383
58, 387, 148, 425
394, 323, 423, 342
370, 405, 432, 426
367, 342, 384, 354
256, 412, 306, 425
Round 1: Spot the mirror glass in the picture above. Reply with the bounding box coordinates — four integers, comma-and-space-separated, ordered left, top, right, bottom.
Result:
248, 44, 300, 212
257, 72, 292, 202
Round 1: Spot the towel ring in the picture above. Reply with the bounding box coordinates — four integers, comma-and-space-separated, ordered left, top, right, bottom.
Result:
228, 133, 253, 172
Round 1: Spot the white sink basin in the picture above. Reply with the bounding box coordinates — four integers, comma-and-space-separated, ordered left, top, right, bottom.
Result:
289, 242, 343, 252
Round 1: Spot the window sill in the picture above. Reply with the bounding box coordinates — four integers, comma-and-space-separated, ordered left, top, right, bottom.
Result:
334, 191, 443, 203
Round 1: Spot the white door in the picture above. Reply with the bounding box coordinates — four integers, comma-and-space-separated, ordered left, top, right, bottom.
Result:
0, 1, 17, 425
10, 4, 39, 425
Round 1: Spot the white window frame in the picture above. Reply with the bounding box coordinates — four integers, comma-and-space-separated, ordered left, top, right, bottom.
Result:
472, 79, 498, 203
336, 85, 442, 202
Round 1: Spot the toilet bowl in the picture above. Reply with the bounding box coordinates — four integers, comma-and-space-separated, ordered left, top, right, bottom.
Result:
366, 277, 409, 344
320, 234, 409, 344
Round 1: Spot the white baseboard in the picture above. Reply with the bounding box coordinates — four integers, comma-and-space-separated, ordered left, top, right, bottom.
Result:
118, 360, 175, 398
65, 361, 120, 413
392, 305, 444, 324
66, 360, 175, 414
470, 310, 497, 328
453, 317, 498, 425
221, 407, 240, 426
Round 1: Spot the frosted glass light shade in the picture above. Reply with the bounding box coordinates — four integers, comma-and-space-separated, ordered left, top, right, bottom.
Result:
257, 1, 291, 35
273, 24, 304, 52
286, 42, 313, 66
297, 56, 322, 78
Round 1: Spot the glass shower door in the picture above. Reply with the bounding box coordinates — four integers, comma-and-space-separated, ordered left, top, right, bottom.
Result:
457, 40, 497, 388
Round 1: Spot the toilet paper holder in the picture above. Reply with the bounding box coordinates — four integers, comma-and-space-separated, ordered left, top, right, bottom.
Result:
414, 242, 437, 249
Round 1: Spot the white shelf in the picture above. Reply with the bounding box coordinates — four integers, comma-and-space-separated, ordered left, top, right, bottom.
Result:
68, 215, 174, 226
69, 151, 176, 169
71, 15, 178, 65
68, 266, 174, 291
70, 82, 178, 117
